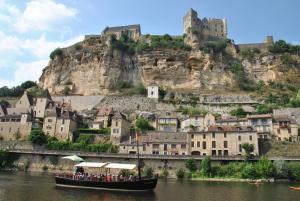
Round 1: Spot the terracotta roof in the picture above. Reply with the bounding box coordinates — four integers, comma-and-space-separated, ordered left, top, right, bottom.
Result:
247, 114, 272, 119
207, 125, 254, 132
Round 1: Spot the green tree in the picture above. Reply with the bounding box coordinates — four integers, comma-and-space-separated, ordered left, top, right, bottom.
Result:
143, 166, 154, 177
256, 156, 276, 178
200, 156, 211, 177
185, 158, 197, 172
50, 48, 63, 59
230, 107, 248, 118
28, 130, 47, 145
20, 81, 37, 89
242, 143, 255, 161
241, 163, 258, 179
0, 100, 9, 108
256, 104, 273, 114
176, 167, 185, 179
274, 160, 289, 179
135, 117, 154, 132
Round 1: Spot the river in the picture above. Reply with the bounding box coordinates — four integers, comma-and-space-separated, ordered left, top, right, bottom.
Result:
0, 172, 299, 201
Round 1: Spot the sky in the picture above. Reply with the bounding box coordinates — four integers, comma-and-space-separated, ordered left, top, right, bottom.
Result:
0, 0, 300, 87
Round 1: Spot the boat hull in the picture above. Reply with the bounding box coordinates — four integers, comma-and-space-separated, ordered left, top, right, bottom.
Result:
55, 177, 157, 191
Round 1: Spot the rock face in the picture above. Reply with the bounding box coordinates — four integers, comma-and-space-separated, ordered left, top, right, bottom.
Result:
39, 37, 296, 96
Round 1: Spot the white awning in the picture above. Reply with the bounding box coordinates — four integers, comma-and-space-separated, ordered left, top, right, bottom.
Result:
104, 163, 136, 170
75, 162, 108, 168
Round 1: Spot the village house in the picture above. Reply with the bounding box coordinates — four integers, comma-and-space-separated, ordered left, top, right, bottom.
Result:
272, 115, 299, 142
119, 132, 188, 155
43, 104, 78, 141
156, 111, 179, 132
110, 111, 131, 145
102, 24, 141, 41
181, 113, 215, 132
216, 116, 248, 127
92, 106, 113, 129
188, 125, 259, 156
247, 114, 273, 139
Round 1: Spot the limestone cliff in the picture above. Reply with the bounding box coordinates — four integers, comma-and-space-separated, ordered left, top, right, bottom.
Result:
39, 36, 299, 96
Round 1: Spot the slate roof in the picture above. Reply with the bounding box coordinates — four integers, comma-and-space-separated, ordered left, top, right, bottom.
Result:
103, 24, 140, 33
207, 125, 254, 132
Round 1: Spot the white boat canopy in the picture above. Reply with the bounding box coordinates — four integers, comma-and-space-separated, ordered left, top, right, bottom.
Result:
104, 163, 136, 170
75, 162, 108, 168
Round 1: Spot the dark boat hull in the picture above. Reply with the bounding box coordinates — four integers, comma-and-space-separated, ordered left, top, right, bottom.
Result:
55, 177, 158, 191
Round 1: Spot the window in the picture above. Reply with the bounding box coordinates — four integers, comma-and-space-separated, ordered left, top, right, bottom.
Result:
152, 144, 159, 149
60, 127, 63, 132
224, 133, 227, 138
62, 119, 65, 125
212, 141, 216, 148
239, 144, 242, 152
224, 141, 228, 148
143, 144, 146, 151
203, 134, 206, 139
197, 141, 200, 147
47, 119, 52, 123
164, 144, 167, 151
191, 134, 194, 139
224, 150, 228, 156
171, 144, 176, 149
113, 128, 119, 133
152, 151, 159, 155
288, 128, 291, 134
151, 91, 154, 95
277, 129, 280, 134
212, 150, 216, 156
115, 121, 118, 127
181, 144, 186, 149
218, 150, 222, 156
238, 136, 241, 141
191, 141, 194, 148
249, 135, 252, 141
212, 133, 215, 138
202, 141, 206, 149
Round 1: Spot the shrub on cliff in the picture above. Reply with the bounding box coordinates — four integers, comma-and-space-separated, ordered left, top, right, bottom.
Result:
229, 107, 248, 118
269, 40, 300, 55
28, 129, 47, 145
50, 48, 63, 59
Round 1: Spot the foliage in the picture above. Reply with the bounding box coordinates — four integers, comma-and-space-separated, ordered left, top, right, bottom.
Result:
119, 169, 133, 177
158, 86, 166, 99
143, 166, 154, 177
78, 128, 110, 135
76, 134, 94, 144
242, 143, 255, 161
185, 158, 197, 172
28, 130, 47, 145
0, 150, 10, 168
241, 163, 258, 179
0, 100, 9, 108
274, 160, 289, 179
50, 48, 63, 59
201, 39, 230, 54
176, 167, 185, 179
74, 44, 82, 51
49, 155, 58, 165
256, 104, 274, 114
117, 82, 147, 96
63, 86, 71, 95
240, 48, 261, 60
280, 53, 297, 67
178, 106, 208, 116
135, 117, 155, 132
268, 40, 300, 55
200, 156, 211, 177
159, 168, 169, 178
149, 35, 192, 51
256, 156, 276, 178
287, 162, 300, 181
0, 80, 37, 97
214, 163, 244, 178
229, 107, 248, 118
42, 165, 48, 171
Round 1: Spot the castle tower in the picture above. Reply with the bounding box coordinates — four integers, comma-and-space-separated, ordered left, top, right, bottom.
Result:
183, 8, 200, 34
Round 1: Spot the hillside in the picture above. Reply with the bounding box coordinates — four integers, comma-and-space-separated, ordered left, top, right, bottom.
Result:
39, 34, 300, 102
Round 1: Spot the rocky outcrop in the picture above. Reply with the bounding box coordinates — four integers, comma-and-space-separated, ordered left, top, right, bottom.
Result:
39, 36, 298, 96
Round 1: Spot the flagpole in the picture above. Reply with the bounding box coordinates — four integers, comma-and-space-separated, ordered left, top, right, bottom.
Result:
136, 131, 141, 180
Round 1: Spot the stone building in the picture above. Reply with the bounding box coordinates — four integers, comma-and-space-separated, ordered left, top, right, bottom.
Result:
147, 83, 159, 99
216, 117, 248, 127
183, 8, 227, 42
92, 106, 113, 129
156, 111, 179, 132
43, 106, 77, 141
181, 113, 215, 132
110, 111, 131, 145
119, 132, 188, 155
101, 24, 141, 41
247, 114, 273, 139
272, 115, 299, 142
188, 125, 259, 156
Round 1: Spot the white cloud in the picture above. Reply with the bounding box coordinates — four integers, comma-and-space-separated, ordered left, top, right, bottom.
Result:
15, 0, 77, 32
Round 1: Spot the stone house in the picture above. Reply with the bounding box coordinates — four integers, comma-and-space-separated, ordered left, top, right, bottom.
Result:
92, 106, 113, 129
272, 115, 299, 142
119, 132, 188, 155
156, 111, 179, 132
247, 114, 273, 139
181, 113, 215, 132
102, 24, 141, 41
188, 125, 259, 156
0, 113, 33, 141
43, 106, 77, 141
147, 83, 159, 99
216, 116, 248, 127
273, 108, 300, 125
110, 111, 131, 145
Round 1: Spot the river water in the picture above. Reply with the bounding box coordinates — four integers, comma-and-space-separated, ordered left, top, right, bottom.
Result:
0, 172, 299, 201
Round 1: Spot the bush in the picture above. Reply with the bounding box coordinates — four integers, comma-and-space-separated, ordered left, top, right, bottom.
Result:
49, 156, 58, 165
185, 158, 197, 172
256, 156, 276, 178
269, 40, 300, 55
241, 163, 258, 179
0, 81, 37, 97
201, 39, 230, 54
287, 162, 300, 181
119, 169, 133, 177
63, 86, 71, 95
200, 156, 211, 177
274, 160, 289, 179
135, 117, 155, 132
42, 165, 48, 171
242, 143, 255, 161
78, 128, 110, 135
229, 107, 248, 118
240, 48, 260, 60
50, 48, 63, 59
176, 168, 185, 179
76, 134, 94, 144
256, 104, 273, 114
143, 166, 154, 177
159, 168, 169, 178
28, 130, 47, 145
0, 100, 9, 108
178, 106, 208, 116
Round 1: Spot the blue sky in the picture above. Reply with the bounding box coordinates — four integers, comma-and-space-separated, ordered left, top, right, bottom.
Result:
0, 0, 299, 87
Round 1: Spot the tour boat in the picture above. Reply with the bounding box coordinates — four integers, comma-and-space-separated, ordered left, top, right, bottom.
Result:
55, 132, 158, 191
55, 162, 158, 191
